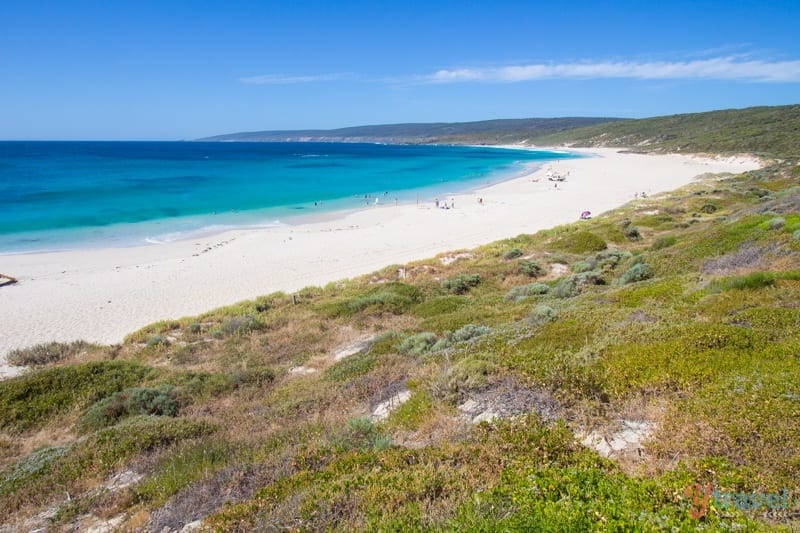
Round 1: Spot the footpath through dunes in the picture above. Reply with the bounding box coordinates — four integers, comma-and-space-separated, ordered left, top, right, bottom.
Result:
0, 148, 759, 362
2, 157, 800, 530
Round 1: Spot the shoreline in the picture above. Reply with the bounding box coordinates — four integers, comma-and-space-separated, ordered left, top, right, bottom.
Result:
0, 147, 761, 377
0, 144, 561, 257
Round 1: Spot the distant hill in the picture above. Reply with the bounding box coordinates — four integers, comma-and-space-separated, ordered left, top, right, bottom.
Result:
198, 117, 623, 145
537, 104, 800, 157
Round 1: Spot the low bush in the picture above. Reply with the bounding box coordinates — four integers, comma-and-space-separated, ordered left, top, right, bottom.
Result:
146, 335, 168, 347
441, 274, 481, 294
619, 263, 654, 284
529, 305, 559, 326
651, 235, 677, 250
551, 231, 607, 254
5, 341, 93, 367
552, 272, 604, 299
505, 283, 550, 303
434, 357, 497, 401
704, 270, 800, 293
321, 282, 423, 317
518, 260, 543, 277
330, 418, 391, 452
503, 248, 524, 260
700, 203, 718, 214
397, 332, 439, 356
0, 361, 153, 433
78, 386, 180, 431
452, 324, 491, 342
767, 216, 786, 230
571, 259, 596, 273
411, 296, 468, 318
210, 315, 266, 338
621, 222, 641, 241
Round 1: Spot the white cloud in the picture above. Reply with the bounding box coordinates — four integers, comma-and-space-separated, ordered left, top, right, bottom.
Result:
239, 73, 351, 85
423, 57, 800, 83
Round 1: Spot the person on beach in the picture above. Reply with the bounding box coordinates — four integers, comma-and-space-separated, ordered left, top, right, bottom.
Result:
435, 198, 439, 208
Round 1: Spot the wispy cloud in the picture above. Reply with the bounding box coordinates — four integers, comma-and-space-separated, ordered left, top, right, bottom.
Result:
239, 73, 353, 85
422, 57, 800, 83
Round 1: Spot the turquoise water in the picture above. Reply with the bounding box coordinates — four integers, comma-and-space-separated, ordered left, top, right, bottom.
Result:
0, 142, 573, 253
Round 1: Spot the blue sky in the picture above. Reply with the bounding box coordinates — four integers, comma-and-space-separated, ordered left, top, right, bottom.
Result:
1, 0, 798, 140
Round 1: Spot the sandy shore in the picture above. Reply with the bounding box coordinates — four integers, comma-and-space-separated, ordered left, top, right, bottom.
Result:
0, 148, 760, 375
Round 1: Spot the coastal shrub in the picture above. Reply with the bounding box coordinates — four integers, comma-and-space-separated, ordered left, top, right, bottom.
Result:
595, 249, 628, 270
330, 418, 391, 452
621, 220, 641, 240
326, 351, 378, 382
187, 323, 202, 334
6, 341, 92, 367
146, 335, 168, 347
651, 235, 677, 250
0, 361, 153, 433
411, 295, 468, 318
398, 332, 439, 356
452, 324, 491, 342
232, 367, 276, 388
0, 417, 216, 513
441, 273, 481, 294
529, 305, 559, 326
700, 203, 718, 214
767, 216, 786, 230
703, 271, 800, 293
321, 282, 422, 317
794, 229, 800, 241
209, 315, 266, 338
78, 386, 180, 432
505, 283, 550, 303
619, 263, 654, 285
503, 248, 524, 260
388, 391, 436, 430
552, 272, 604, 298
552, 231, 607, 254
435, 357, 496, 400
518, 259, 543, 277
571, 259, 597, 273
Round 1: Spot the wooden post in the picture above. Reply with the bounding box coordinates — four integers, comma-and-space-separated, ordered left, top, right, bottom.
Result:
292, 294, 297, 305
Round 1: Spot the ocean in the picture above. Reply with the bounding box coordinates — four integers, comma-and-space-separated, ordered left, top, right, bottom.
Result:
0, 141, 572, 253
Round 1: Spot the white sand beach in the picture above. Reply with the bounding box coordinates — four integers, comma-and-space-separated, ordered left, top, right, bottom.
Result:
0, 148, 760, 375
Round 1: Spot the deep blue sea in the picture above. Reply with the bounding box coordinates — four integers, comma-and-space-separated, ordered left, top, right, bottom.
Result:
0, 142, 573, 253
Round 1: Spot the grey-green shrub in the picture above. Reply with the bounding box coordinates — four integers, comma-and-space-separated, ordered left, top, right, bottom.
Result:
619, 263, 654, 284
503, 248, 524, 260
768, 217, 786, 230
398, 332, 439, 356
651, 235, 677, 250
529, 305, 559, 326
441, 274, 481, 294
518, 260, 543, 277
572, 259, 596, 273
794, 229, 800, 241
79, 386, 180, 431
453, 324, 490, 342
146, 335, 167, 347
6, 341, 91, 367
552, 272, 604, 298
505, 283, 550, 302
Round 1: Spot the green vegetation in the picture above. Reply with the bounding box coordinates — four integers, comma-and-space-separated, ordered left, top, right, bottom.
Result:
5, 341, 99, 367
538, 104, 800, 158
3, 108, 800, 530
